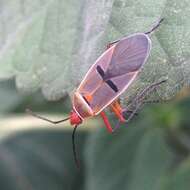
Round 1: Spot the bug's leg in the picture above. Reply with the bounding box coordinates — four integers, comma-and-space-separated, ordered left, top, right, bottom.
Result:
108, 80, 167, 127
143, 100, 162, 104
109, 100, 128, 132
109, 100, 138, 131
112, 120, 122, 132
123, 80, 167, 123
110, 100, 126, 122
26, 109, 70, 124
124, 103, 142, 123
143, 98, 170, 104
145, 18, 164, 35
100, 111, 113, 133
100, 99, 130, 132
129, 80, 167, 105
124, 110, 138, 116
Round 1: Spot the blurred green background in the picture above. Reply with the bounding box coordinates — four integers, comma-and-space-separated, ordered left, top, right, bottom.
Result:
0, 79, 190, 190
0, 0, 190, 189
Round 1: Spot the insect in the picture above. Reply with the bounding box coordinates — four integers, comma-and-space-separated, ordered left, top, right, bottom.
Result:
27, 18, 166, 168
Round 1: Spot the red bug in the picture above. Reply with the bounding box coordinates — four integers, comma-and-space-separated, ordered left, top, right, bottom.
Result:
27, 18, 166, 167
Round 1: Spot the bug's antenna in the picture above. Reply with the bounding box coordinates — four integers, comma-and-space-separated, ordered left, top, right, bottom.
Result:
26, 108, 70, 124
145, 18, 164, 35
72, 125, 80, 169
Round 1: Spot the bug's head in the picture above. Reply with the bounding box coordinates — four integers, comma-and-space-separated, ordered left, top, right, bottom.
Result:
69, 110, 82, 125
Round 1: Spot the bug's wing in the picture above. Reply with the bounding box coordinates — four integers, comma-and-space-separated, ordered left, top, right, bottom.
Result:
74, 33, 151, 116
104, 33, 151, 80
77, 46, 114, 96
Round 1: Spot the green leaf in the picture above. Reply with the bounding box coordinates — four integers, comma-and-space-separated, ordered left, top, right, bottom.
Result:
84, 119, 174, 190
0, 129, 87, 190
0, 0, 189, 101
0, 80, 24, 114
160, 157, 190, 190
0, 0, 83, 100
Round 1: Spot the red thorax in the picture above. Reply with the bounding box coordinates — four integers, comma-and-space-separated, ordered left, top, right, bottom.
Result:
70, 110, 82, 125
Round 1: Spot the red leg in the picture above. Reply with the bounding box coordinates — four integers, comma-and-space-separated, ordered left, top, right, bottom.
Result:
100, 103, 136, 133
109, 100, 126, 122
100, 111, 113, 133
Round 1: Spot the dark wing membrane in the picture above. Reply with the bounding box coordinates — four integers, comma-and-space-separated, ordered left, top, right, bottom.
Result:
104, 34, 150, 80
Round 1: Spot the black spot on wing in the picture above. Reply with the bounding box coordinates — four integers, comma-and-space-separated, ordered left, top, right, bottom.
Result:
96, 65, 105, 80
106, 80, 118, 93
97, 65, 118, 92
